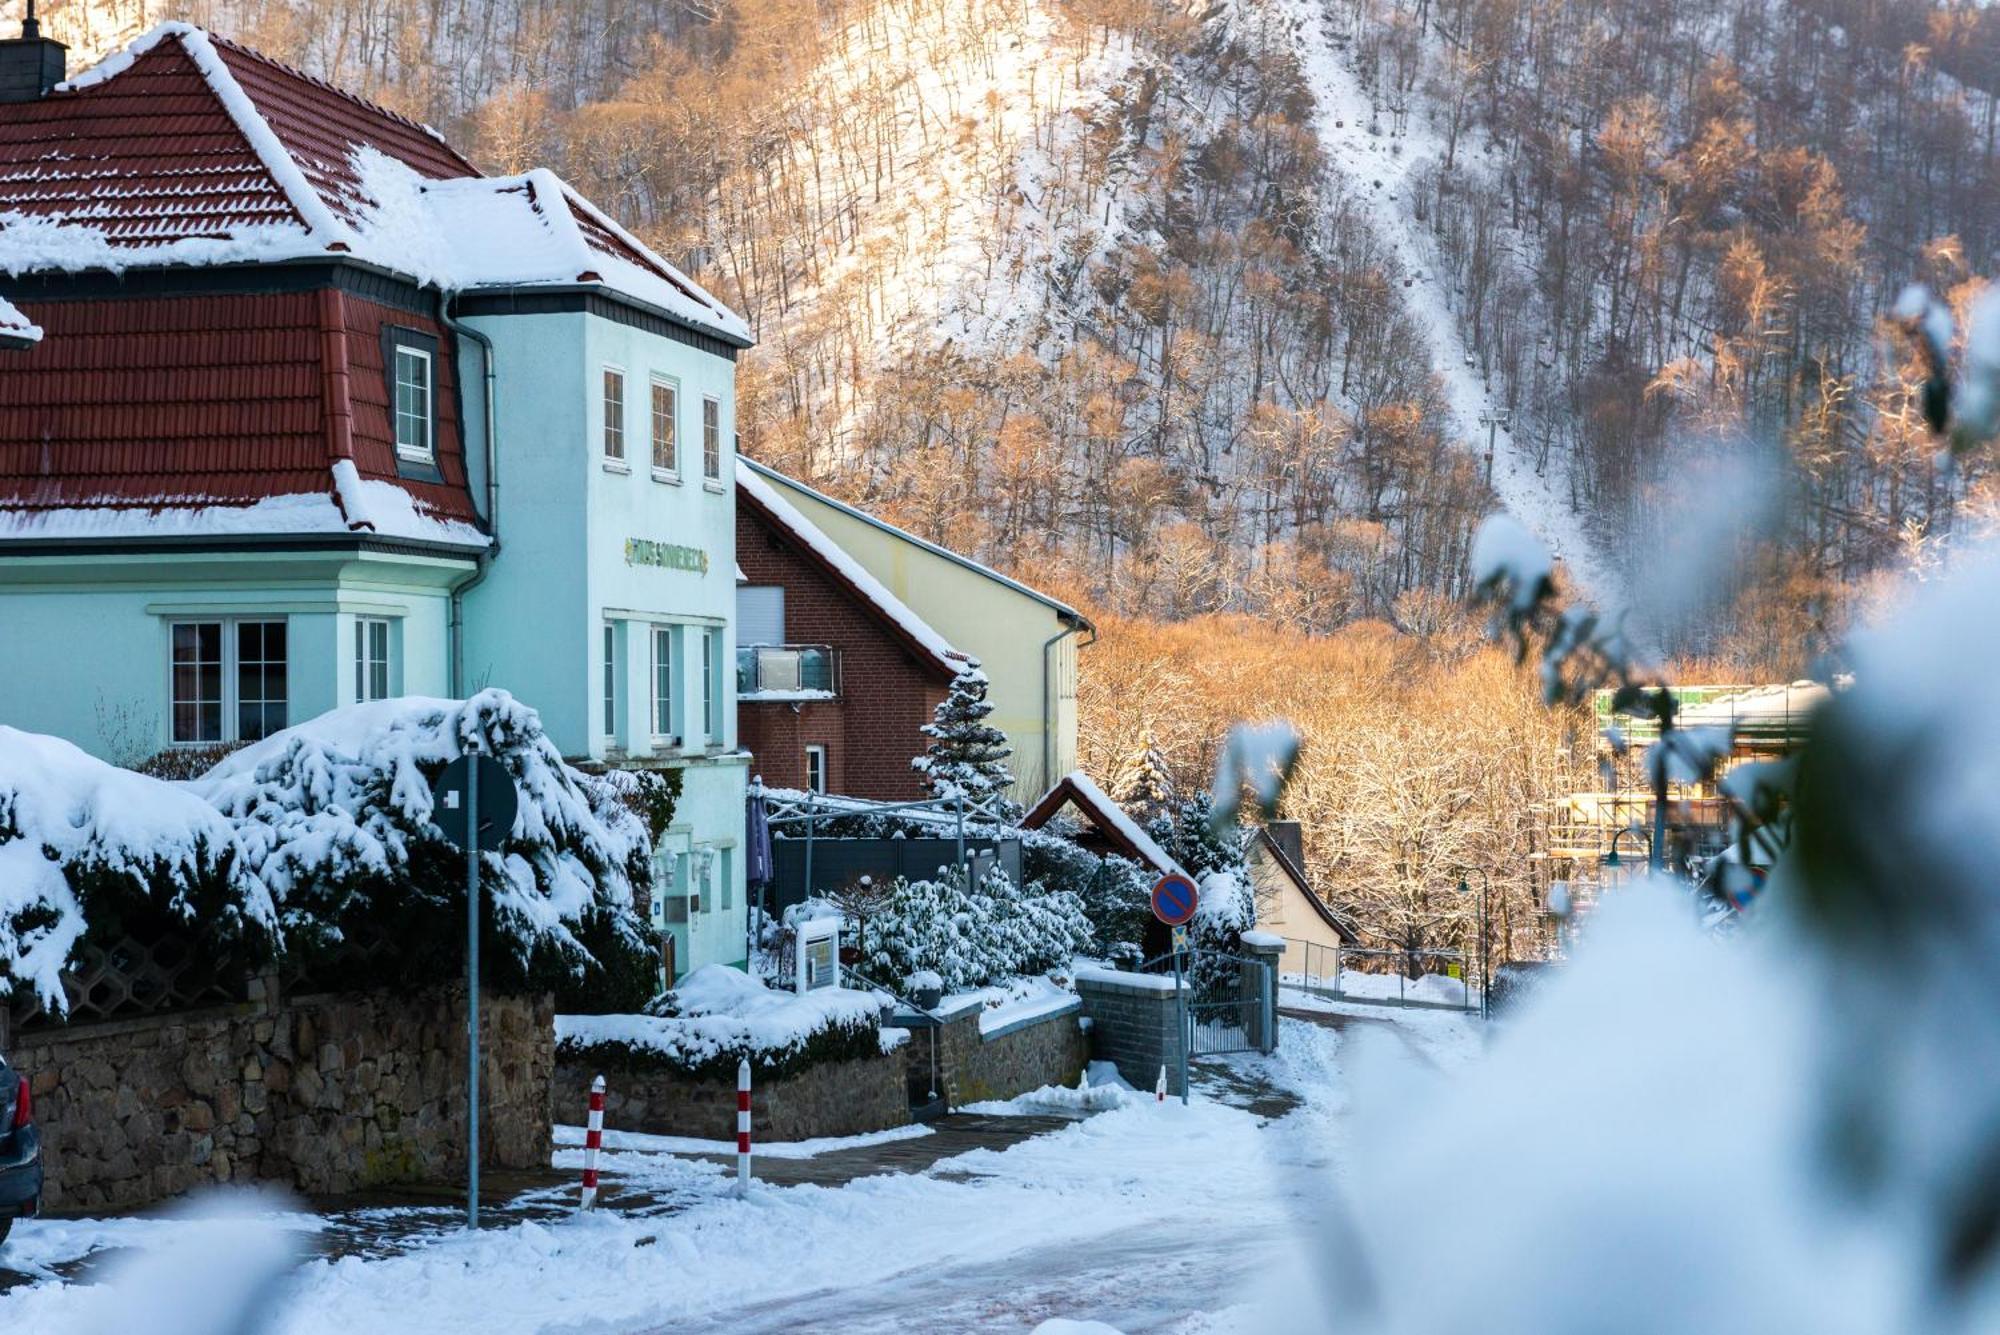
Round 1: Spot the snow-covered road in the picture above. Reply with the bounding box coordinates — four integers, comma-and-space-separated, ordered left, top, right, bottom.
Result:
0, 1014, 1454, 1332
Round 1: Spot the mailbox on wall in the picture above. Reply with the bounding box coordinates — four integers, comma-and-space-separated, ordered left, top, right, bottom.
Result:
796, 917, 841, 993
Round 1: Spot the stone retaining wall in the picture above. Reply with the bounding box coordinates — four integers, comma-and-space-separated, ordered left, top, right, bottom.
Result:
7, 981, 553, 1213
555, 997, 1087, 1142
929, 998, 1087, 1106
555, 1044, 912, 1143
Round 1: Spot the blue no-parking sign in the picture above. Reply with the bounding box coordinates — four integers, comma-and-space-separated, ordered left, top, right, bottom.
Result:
1151, 872, 1199, 927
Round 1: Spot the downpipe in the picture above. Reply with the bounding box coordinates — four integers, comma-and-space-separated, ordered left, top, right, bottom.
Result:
442, 292, 500, 698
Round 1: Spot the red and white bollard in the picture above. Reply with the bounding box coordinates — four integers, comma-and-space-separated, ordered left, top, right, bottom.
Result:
735, 1057, 752, 1197
579, 1073, 605, 1211
1157, 1065, 1167, 1103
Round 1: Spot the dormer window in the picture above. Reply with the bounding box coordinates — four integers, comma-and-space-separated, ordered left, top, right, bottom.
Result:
382, 326, 441, 479
393, 345, 433, 462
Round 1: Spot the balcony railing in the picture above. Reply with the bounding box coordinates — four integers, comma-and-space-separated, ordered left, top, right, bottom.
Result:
738, 644, 840, 698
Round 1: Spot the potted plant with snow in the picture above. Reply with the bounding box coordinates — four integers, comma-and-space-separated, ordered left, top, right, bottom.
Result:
907, 968, 944, 1010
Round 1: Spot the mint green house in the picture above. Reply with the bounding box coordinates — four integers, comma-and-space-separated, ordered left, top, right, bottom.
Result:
0, 23, 753, 976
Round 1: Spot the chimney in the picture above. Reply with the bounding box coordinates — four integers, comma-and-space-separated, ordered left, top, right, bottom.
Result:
1267, 820, 1306, 878
0, 2, 66, 103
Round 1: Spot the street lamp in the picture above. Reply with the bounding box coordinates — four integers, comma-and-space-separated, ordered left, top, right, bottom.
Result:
1603, 826, 1652, 876
1455, 869, 1491, 1020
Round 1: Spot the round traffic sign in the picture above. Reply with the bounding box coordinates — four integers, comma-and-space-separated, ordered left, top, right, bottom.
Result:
1151, 872, 1199, 927
432, 754, 519, 852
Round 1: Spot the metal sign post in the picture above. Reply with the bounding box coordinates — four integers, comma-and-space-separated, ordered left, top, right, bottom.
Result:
1151, 874, 1199, 1108
468, 756, 478, 1227
1173, 939, 1189, 1107
432, 752, 520, 1231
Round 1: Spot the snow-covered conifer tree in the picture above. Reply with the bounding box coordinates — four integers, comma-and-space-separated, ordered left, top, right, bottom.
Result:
913, 659, 1015, 810
1110, 730, 1177, 825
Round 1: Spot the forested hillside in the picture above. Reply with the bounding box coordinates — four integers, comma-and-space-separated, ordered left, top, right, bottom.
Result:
18, 0, 2000, 655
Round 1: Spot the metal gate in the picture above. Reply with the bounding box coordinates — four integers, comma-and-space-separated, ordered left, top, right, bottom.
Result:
1139, 948, 1276, 1071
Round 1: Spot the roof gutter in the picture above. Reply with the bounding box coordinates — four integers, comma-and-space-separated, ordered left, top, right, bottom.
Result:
440, 291, 499, 698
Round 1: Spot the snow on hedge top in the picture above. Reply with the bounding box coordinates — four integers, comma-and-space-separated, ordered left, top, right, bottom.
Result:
194, 690, 645, 948
0, 726, 271, 1008
557, 966, 884, 1066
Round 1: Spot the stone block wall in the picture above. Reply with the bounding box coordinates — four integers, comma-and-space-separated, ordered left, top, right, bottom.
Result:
1075, 970, 1187, 1095
927, 999, 1087, 1106
554, 1045, 912, 1143
10, 981, 553, 1213
555, 997, 1087, 1142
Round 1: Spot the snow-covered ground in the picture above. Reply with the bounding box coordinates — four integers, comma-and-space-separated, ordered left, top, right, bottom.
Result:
1, 1009, 1460, 1332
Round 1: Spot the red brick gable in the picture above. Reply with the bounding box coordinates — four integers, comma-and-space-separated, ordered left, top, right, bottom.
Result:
736, 499, 954, 800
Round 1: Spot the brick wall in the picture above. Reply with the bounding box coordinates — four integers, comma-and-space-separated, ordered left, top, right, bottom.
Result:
1075, 971, 1189, 1096
736, 502, 951, 799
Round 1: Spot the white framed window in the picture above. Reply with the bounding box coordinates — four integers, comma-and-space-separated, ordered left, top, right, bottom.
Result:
603, 621, 619, 739
805, 744, 828, 794
393, 345, 434, 462
701, 628, 718, 742
651, 624, 675, 741
170, 618, 287, 745
354, 617, 392, 703
650, 376, 679, 477
719, 847, 733, 912
702, 395, 722, 479
602, 367, 627, 464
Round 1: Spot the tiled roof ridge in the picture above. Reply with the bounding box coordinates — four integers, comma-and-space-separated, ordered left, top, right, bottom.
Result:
60, 22, 461, 165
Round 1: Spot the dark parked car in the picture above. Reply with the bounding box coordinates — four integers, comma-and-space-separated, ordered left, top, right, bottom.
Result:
0, 1052, 42, 1247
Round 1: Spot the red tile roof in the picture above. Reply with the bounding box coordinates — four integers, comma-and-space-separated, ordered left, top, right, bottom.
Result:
0, 24, 493, 542
0, 24, 468, 247
0, 22, 742, 541
0, 286, 481, 537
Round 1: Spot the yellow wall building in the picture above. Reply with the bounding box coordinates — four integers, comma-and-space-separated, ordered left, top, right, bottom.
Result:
744, 460, 1093, 800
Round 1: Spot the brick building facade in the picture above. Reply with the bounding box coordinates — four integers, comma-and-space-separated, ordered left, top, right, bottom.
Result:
735, 468, 959, 800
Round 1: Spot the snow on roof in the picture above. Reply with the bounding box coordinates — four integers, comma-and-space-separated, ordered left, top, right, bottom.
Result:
0, 294, 41, 347
348, 154, 750, 346
1025, 770, 1185, 877
0, 472, 488, 548
736, 457, 962, 674
6, 23, 750, 347
740, 457, 1088, 627
1674, 681, 1831, 729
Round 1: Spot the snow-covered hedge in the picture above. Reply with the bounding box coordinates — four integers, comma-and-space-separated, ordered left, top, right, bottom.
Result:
1022, 827, 1153, 966
863, 866, 1092, 993
0, 727, 275, 1010
1, 692, 659, 1016
555, 966, 885, 1082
